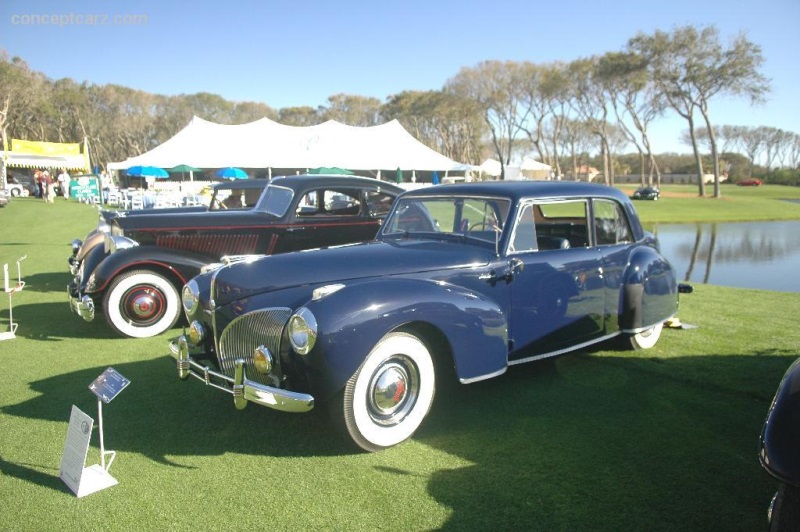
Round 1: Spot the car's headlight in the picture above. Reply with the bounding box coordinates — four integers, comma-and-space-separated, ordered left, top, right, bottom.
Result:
97, 219, 111, 234
103, 234, 138, 254
182, 280, 200, 315
288, 307, 317, 355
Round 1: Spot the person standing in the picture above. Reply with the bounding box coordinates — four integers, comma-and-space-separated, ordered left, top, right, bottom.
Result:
35, 169, 45, 199
57, 168, 70, 199
44, 170, 56, 203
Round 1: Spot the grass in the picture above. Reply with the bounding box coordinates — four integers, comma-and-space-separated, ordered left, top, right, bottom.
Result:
618, 183, 800, 226
1, 192, 799, 531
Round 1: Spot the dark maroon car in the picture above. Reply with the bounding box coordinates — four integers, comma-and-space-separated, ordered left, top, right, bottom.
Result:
68, 174, 402, 338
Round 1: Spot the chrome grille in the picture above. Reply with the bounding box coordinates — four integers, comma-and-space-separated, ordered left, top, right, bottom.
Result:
218, 307, 291, 385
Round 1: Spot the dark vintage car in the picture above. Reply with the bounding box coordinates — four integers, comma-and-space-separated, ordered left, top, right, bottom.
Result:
68, 174, 402, 338
169, 181, 683, 452
632, 186, 660, 200
759, 356, 800, 530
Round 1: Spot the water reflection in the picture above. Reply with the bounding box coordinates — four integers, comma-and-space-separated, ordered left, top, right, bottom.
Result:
653, 221, 800, 293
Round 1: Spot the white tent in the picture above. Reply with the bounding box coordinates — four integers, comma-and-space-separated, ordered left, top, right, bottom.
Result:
108, 116, 472, 173
520, 157, 551, 172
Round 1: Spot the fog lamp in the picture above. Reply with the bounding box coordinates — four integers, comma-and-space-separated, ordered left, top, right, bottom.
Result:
253, 345, 274, 374
188, 320, 206, 345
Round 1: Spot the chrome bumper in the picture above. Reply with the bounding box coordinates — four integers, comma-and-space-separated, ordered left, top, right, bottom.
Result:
169, 335, 315, 413
67, 285, 95, 321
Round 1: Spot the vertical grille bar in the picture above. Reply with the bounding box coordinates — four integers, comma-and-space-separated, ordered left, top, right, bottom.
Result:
218, 308, 292, 385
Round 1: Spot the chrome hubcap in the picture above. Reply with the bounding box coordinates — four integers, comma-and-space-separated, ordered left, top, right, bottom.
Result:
123, 286, 165, 323
368, 357, 419, 426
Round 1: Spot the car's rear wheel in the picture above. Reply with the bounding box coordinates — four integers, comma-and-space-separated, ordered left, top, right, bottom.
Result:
333, 332, 435, 452
102, 269, 180, 338
10, 188, 20, 197
625, 322, 663, 350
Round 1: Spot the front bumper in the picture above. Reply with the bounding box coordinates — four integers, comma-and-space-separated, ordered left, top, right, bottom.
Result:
169, 335, 315, 413
67, 283, 95, 321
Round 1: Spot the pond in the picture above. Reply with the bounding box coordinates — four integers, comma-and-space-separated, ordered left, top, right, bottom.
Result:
653, 221, 800, 293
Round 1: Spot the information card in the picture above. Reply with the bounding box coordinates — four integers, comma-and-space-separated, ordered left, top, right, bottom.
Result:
59, 405, 118, 497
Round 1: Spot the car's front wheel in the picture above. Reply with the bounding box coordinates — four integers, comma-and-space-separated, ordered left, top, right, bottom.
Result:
334, 332, 436, 452
9, 188, 20, 197
102, 269, 181, 338
625, 322, 663, 350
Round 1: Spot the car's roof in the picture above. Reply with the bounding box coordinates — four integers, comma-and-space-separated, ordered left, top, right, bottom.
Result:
267, 174, 404, 193
401, 180, 629, 202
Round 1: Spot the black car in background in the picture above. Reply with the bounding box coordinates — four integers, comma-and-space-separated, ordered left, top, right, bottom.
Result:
632, 186, 660, 201
68, 175, 403, 338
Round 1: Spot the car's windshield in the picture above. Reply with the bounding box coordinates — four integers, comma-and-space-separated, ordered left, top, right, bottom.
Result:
382, 195, 511, 245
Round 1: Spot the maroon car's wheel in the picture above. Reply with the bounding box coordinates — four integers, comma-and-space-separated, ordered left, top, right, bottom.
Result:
102, 270, 180, 338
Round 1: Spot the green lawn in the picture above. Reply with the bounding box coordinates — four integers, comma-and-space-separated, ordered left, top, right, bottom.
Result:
0, 193, 798, 530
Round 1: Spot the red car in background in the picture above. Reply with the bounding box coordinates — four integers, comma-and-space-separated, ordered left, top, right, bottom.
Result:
738, 179, 763, 186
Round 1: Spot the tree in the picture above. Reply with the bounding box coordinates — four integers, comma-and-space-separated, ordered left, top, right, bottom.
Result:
321, 94, 382, 126
629, 25, 770, 197
446, 61, 530, 179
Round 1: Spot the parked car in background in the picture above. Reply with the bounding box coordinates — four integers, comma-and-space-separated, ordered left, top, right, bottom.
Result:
759, 356, 800, 530
738, 179, 763, 186
170, 181, 682, 452
5, 173, 37, 197
632, 186, 660, 200
68, 175, 403, 338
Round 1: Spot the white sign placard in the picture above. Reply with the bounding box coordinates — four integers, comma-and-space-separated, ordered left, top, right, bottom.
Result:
59, 405, 117, 497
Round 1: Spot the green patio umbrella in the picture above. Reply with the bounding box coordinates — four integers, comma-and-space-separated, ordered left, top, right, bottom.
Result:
395, 167, 403, 184
308, 167, 353, 175
168, 164, 202, 182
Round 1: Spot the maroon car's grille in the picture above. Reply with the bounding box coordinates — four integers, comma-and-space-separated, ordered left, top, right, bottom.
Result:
218, 307, 291, 385
155, 234, 259, 256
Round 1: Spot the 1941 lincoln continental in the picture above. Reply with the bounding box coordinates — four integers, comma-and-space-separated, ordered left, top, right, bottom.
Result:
68, 174, 402, 338
169, 181, 685, 452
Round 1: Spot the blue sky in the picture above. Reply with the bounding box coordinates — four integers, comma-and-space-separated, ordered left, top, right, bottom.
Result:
1, 0, 798, 156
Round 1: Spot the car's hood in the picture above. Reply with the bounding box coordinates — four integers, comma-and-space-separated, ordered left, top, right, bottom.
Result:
209, 239, 495, 307
112, 210, 276, 232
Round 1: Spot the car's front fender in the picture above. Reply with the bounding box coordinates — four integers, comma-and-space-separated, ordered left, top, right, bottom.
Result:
299, 278, 509, 401
85, 245, 210, 295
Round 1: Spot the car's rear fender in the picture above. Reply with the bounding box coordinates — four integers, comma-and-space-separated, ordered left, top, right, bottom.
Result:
299, 278, 509, 401
619, 246, 679, 331
85, 245, 210, 295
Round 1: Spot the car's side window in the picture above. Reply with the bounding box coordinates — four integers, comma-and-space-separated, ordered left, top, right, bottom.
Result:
533, 200, 590, 249
296, 189, 362, 217
509, 203, 538, 253
593, 199, 633, 245
365, 190, 395, 217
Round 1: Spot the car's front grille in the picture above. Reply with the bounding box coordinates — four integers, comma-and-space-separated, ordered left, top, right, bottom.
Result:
156, 233, 259, 256
218, 307, 291, 386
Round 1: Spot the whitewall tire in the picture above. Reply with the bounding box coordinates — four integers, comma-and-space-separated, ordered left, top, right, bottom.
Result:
102, 269, 181, 338
626, 322, 663, 350
339, 332, 436, 452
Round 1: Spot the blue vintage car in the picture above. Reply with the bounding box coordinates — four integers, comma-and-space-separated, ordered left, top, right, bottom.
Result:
170, 181, 681, 451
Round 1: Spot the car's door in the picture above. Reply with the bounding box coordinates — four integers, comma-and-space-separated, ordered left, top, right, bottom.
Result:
506, 199, 606, 362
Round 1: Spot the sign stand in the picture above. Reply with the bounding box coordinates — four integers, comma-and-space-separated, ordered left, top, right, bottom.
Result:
0, 255, 26, 341
59, 368, 130, 498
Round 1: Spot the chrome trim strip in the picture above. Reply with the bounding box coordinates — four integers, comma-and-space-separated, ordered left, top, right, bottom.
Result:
169, 336, 314, 413
508, 332, 621, 366
459, 366, 507, 384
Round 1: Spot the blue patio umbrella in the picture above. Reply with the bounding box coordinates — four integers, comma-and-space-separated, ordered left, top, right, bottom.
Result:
432, 171, 440, 185
216, 167, 248, 179
127, 165, 169, 178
